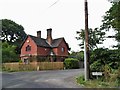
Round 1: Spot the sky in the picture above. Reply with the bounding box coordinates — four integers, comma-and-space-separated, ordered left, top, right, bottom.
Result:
1, 0, 117, 51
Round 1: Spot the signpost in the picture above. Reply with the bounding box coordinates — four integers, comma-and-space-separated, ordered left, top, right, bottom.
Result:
92, 72, 103, 79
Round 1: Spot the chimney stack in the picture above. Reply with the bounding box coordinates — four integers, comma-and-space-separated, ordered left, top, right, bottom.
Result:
37, 31, 41, 38
47, 28, 52, 45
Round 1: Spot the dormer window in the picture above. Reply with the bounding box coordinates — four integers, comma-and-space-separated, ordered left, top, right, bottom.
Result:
26, 45, 31, 51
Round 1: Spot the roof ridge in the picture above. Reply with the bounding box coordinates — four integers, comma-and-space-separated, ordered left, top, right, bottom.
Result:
28, 35, 46, 40
28, 34, 64, 40
53, 37, 64, 40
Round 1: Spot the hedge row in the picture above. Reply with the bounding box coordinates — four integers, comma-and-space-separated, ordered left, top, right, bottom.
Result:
64, 58, 79, 69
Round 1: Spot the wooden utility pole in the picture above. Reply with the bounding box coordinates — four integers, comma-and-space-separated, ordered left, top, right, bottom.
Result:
84, 0, 90, 81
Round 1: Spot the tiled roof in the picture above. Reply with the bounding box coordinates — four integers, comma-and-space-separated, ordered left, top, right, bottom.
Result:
29, 35, 50, 48
29, 35, 65, 48
51, 38, 63, 47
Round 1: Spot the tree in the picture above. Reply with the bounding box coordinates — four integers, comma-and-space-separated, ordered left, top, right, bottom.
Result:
1, 19, 27, 47
101, 1, 120, 48
2, 42, 19, 63
76, 28, 105, 50
69, 51, 84, 61
90, 48, 120, 72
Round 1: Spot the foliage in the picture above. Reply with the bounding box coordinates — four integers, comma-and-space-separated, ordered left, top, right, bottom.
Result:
90, 60, 104, 72
64, 58, 79, 69
76, 28, 105, 50
103, 64, 112, 81
116, 67, 120, 86
76, 75, 85, 85
2, 42, 19, 63
77, 67, 120, 88
76, 75, 110, 88
90, 48, 120, 72
1, 19, 27, 53
89, 47, 120, 87
101, 1, 120, 48
69, 51, 84, 61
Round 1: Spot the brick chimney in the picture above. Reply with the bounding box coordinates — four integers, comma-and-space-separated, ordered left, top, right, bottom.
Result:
37, 31, 41, 38
47, 28, 52, 45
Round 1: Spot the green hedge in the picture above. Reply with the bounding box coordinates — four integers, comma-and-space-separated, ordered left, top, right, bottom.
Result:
64, 58, 79, 69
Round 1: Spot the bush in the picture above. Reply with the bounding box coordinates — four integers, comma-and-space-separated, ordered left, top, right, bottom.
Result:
103, 64, 112, 81
116, 67, 120, 86
76, 75, 85, 85
2, 42, 19, 63
64, 58, 79, 69
90, 60, 104, 72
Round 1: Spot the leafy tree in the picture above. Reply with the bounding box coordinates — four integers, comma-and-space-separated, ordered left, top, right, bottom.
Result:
101, 1, 120, 48
90, 48, 120, 71
76, 28, 105, 50
69, 51, 84, 61
2, 42, 19, 63
1, 19, 27, 53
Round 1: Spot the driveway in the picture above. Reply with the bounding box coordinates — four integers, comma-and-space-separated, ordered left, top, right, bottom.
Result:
2, 69, 84, 88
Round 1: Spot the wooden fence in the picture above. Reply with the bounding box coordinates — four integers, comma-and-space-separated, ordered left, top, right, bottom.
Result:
2, 62, 64, 71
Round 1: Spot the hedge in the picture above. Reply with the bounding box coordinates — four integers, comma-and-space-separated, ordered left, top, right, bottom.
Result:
64, 58, 79, 69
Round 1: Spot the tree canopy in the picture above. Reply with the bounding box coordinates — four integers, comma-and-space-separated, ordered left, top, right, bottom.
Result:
1, 19, 27, 46
76, 28, 105, 50
90, 48, 120, 72
69, 51, 84, 61
2, 42, 19, 63
101, 1, 120, 48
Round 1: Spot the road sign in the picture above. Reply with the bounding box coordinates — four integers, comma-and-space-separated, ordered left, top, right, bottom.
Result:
92, 72, 102, 76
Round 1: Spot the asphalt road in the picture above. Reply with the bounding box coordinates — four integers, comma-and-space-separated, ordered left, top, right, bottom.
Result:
2, 69, 84, 88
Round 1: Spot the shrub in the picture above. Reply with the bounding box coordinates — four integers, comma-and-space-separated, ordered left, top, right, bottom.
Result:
64, 58, 79, 69
19, 60, 22, 63
116, 67, 120, 86
2, 42, 19, 63
103, 64, 112, 81
90, 60, 104, 72
76, 75, 85, 85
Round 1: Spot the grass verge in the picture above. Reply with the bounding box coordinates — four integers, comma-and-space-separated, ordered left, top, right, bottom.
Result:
76, 75, 120, 88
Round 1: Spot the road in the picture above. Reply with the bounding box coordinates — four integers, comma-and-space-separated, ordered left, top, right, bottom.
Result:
2, 69, 84, 88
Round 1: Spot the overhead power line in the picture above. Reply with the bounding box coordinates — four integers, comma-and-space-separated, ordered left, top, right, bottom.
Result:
49, 0, 60, 8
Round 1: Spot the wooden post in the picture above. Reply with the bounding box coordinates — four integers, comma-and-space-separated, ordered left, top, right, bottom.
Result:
84, 0, 90, 81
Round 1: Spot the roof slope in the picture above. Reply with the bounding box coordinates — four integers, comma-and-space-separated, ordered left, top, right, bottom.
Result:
51, 38, 63, 47
21, 35, 70, 49
29, 35, 50, 48
51, 38, 70, 50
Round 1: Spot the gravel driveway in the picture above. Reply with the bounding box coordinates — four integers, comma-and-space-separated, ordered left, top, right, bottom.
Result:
2, 69, 84, 88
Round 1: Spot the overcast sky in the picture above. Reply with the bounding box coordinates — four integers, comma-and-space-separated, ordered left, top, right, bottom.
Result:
1, 0, 117, 51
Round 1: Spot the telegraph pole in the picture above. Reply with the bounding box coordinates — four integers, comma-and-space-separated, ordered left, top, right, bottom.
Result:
84, 0, 90, 81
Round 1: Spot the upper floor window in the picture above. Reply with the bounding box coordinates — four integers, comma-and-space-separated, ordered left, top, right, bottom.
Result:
26, 45, 31, 51
61, 47, 65, 52
27, 40, 30, 43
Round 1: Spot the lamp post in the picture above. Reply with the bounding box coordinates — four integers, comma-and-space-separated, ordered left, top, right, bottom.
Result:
84, 0, 90, 81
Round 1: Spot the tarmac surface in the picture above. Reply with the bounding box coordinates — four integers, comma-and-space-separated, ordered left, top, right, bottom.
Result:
2, 69, 84, 88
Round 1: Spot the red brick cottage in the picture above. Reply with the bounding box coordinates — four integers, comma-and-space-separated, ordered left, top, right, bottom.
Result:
20, 28, 70, 63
